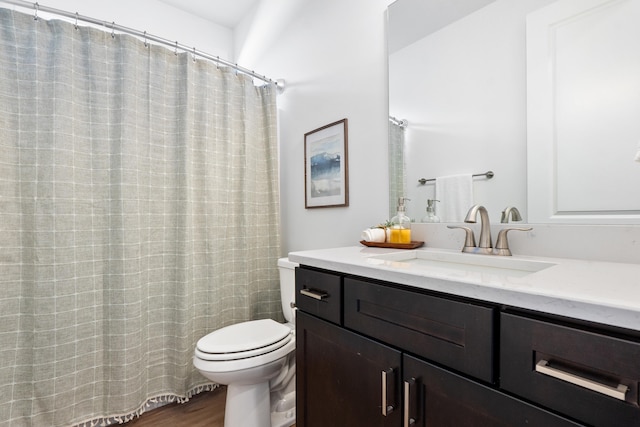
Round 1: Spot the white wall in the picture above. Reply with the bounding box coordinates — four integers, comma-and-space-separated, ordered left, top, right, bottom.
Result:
238, 0, 393, 253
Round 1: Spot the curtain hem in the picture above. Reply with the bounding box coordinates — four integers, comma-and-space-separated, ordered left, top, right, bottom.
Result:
72, 383, 221, 427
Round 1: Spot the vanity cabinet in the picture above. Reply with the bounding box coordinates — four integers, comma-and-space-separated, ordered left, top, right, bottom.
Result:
295, 266, 588, 427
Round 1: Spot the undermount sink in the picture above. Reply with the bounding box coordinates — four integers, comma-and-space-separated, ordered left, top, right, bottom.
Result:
367, 250, 555, 278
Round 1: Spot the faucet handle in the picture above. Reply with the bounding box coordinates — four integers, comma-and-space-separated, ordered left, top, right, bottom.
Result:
494, 227, 532, 256
447, 225, 477, 253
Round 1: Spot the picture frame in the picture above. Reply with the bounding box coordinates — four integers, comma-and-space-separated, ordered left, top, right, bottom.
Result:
304, 119, 349, 208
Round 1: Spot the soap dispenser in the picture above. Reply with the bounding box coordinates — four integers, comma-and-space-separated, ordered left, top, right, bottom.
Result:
390, 197, 412, 244
422, 199, 440, 223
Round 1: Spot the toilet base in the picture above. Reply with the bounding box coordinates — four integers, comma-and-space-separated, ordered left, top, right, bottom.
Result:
223, 383, 296, 427
225, 382, 271, 427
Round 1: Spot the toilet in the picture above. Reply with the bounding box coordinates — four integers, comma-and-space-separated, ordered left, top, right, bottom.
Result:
193, 258, 298, 427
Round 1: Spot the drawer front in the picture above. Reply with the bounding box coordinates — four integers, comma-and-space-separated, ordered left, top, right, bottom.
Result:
344, 278, 496, 383
295, 267, 342, 325
404, 354, 583, 427
500, 312, 640, 427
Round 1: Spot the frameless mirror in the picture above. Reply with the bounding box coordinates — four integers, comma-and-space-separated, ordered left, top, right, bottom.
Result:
388, 0, 640, 224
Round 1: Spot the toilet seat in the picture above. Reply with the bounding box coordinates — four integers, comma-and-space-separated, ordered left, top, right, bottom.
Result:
196, 319, 292, 361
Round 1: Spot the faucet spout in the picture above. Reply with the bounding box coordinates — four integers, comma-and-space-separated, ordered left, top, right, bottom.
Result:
464, 205, 492, 252
501, 206, 523, 223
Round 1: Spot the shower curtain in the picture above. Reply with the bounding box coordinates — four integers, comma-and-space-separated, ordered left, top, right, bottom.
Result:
388, 120, 406, 220
0, 8, 281, 427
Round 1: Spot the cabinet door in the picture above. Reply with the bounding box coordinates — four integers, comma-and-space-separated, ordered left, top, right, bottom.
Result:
296, 311, 402, 427
403, 355, 583, 427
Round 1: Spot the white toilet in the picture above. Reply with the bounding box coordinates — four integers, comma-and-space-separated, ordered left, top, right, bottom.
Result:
193, 258, 298, 427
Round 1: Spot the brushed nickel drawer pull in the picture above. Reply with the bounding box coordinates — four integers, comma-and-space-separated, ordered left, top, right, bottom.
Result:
535, 360, 628, 401
381, 368, 395, 416
300, 288, 328, 300
404, 378, 417, 426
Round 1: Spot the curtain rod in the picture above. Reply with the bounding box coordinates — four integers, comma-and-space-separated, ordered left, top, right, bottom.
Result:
0, 0, 283, 89
389, 116, 408, 128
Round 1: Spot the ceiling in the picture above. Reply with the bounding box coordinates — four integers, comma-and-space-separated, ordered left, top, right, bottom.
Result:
157, 0, 260, 28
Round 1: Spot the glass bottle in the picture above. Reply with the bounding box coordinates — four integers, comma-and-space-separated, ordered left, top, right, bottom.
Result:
390, 197, 411, 243
422, 199, 440, 223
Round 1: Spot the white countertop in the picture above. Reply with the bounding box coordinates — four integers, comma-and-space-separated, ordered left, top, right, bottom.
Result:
288, 246, 640, 332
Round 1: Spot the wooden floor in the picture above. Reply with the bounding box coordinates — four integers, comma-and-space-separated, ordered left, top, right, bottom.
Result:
125, 386, 295, 427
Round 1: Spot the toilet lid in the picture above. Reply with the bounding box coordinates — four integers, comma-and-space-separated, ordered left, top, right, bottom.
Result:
196, 319, 291, 355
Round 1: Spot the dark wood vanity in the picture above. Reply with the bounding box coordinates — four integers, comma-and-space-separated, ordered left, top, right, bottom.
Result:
295, 265, 640, 427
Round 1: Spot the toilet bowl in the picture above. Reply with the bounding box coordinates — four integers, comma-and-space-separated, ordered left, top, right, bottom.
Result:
193, 258, 298, 427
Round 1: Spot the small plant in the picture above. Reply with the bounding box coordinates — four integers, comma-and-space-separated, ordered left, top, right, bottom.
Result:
374, 220, 394, 229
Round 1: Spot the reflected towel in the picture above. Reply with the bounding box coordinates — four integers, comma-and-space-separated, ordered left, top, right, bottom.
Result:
361, 228, 386, 243
435, 174, 473, 222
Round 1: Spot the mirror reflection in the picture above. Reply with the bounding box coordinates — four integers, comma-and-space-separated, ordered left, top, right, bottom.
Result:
388, 0, 640, 224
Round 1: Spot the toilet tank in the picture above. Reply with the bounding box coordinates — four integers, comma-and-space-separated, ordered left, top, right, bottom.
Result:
277, 257, 298, 322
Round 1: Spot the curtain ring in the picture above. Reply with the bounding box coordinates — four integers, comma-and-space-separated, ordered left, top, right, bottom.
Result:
192, 47, 197, 62
33, 2, 39, 21
111, 22, 115, 38
174, 41, 178, 55
143, 31, 148, 48
74, 12, 79, 30
216, 56, 220, 70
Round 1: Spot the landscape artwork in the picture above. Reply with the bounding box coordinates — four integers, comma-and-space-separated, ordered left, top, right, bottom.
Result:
304, 119, 349, 208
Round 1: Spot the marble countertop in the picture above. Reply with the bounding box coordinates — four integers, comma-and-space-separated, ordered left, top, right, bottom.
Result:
288, 246, 640, 332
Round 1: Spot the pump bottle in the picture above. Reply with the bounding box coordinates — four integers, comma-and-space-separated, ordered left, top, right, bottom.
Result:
422, 199, 440, 223
390, 197, 411, 243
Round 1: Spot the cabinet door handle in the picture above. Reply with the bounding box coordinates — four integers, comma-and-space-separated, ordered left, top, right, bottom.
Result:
299, 288, 328, 300
381, 368, 395, 416
535, 360, 628, 401
404, 378, 417, 426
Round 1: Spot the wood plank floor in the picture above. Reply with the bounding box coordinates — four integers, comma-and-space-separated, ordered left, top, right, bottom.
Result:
125, 387, 296, 427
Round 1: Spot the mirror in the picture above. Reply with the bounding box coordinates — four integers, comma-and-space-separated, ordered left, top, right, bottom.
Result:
388, 0, 640, 224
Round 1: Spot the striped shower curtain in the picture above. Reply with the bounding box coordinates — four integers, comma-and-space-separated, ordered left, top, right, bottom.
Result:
0, 8, 281, 426
388, 119, 406, 220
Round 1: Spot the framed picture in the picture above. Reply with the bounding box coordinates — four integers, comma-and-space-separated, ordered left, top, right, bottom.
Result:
304, 119, 349, 208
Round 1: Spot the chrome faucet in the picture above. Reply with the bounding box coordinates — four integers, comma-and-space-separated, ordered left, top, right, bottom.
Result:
501, 206, 523, 223
464, 204, 493, 254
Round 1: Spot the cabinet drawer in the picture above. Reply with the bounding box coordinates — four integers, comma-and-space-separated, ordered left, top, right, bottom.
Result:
295, 267, 342, 325
404, 355, 583, 427
500, 312, 640, 427
344, 278, 495, 383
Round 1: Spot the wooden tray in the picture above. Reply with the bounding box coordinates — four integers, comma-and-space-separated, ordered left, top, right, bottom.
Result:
359, 240, 424, 249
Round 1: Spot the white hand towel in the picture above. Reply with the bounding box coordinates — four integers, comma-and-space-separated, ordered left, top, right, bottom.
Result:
435, 174, 473, 222
361, 228, 386, 243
